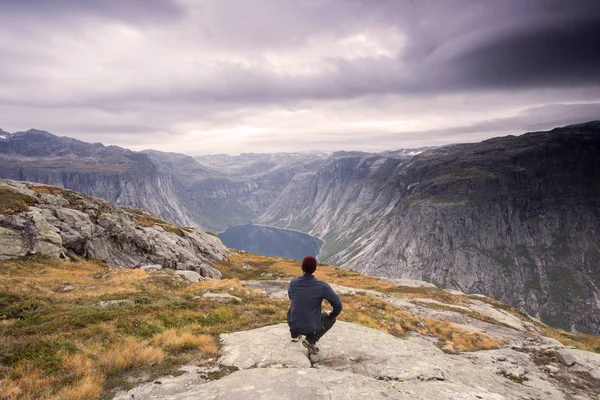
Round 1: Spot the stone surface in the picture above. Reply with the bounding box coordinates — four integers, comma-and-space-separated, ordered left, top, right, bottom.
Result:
467, 299, 528, 332
257, 122, 600, 334
95, 300, 135, 308
201, 292, 242, 303
555, 349, 600, 379
218, 322, 568, 398
0, 180, 228, 278
410, 298, 472, 313
382, 277, 437, 288
141, 264, 163, 272
174, 270, 204, 283
55, 284, 74, 292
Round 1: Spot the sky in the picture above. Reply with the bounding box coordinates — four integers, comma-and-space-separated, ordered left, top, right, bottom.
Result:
0, 0, 599, 155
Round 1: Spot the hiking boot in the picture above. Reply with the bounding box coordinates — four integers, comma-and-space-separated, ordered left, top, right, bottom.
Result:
291, 335, 302, 343
302, 339, 319, 354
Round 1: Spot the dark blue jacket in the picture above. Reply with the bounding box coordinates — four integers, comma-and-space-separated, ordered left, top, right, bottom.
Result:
287, 274, 342, 334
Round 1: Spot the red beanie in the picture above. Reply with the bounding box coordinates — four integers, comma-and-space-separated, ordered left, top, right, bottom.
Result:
302, 256, 317, 274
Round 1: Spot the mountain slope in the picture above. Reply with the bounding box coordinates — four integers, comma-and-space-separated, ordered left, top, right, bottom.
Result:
0, 130, 195, 227
258, 121, 600, 334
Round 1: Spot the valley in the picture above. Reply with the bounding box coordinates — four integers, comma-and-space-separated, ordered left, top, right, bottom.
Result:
217, 224, 323, 260
1, 122, 600, 334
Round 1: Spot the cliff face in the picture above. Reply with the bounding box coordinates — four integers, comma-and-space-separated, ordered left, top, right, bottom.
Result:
258, 122, 600, 333
0, 130, 195, 227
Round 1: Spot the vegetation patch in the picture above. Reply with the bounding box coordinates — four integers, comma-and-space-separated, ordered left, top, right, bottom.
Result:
124, 208, 186, 236
1, 251, 599, 399
0, 188, 37, 214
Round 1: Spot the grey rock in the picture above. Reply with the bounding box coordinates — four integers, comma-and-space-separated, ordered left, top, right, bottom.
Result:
241, 263, 252, 270
257, 123, 600, 334
201, 292, 242, 303
95, 300, 134, 308
545, 365, 560, 374
174, 270, 204, 283
0, 180, 228, 278
382, 277, 437, 288
555, 349, 578, 367
55, 284, 74, 292
0, 226, 26, 258
218, 322, 567, 399
112, 365, 213, 400
141, 264, 163, 272
467, 299, 528, 332
39, 193, 69, 207
555, 349, 600, 379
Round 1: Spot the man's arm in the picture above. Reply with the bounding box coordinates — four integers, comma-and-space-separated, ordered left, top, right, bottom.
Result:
322, 284, 342, 318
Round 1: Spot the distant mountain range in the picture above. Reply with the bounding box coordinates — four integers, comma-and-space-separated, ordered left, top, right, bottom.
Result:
1, 122, 599, 333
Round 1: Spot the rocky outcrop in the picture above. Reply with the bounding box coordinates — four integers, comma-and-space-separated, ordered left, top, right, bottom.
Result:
114, 321, 600, 399
111, 277, 600, 399
258, 122, 600, 334
0, 180, 227, 277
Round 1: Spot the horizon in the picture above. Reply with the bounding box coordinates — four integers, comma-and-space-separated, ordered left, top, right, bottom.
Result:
1, 1, 599, 154
3, 121, 590, 157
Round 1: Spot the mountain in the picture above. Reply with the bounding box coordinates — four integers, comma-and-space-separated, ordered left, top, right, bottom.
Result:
0, 129, 194, 227
142, 151, 330, 232
258, 121, 600, 334
0, 129, 329, 232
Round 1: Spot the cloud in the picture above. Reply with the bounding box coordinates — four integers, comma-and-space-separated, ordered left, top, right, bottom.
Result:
0, 0, 598, 154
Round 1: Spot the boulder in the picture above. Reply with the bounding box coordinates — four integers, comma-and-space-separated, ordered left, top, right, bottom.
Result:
0, 180, 228, 279
201, 292, 242, 303
174, 270, 204, 283
141, 264, 163, 272
217, 322, 565, 399
554, 349, 600, 379
95, 300, 135, 308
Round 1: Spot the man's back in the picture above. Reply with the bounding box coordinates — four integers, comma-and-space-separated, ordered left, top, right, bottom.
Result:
287, 274, 342, 334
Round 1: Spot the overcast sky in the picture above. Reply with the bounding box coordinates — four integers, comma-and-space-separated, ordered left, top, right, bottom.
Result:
1, 0, 599, 155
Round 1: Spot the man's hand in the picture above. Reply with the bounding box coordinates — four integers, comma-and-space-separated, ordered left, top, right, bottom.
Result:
324, 310, 331, 316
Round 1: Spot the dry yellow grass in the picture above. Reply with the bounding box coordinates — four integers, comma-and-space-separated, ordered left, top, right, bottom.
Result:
152, 329, 218, 355
56, 375, 103, 400
97, 339, 164, 375
340, 293, 503, 352
0, 257, 144, 299
544, 328, 600, 353
0, 362, 55, 400
1, 251, 597, 400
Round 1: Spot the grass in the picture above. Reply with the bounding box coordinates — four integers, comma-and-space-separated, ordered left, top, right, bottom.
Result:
339, 293, 502, 353
0, 255, 289, 399
123, 208, 187, 237
1, 251, 599, 399
29, 185, 114, 216
0, 188, 37, 214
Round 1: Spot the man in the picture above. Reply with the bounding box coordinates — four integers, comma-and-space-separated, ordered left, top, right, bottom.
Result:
287, 255, 342, 354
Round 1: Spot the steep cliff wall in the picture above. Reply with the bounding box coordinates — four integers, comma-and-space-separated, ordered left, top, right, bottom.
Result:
0, 130, 195, 227
258, 122, 600, 333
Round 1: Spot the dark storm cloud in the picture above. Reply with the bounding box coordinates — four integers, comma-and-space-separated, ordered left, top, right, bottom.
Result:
0, 0, 599, 154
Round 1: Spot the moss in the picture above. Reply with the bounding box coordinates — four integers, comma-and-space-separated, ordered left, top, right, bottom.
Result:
125, 208, 186, 236
0, 337, 77, 375
200, 366, 240, 380
0, 188, 37, 214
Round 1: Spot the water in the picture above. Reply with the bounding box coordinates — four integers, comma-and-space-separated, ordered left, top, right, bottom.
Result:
217, 224, 323, 260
